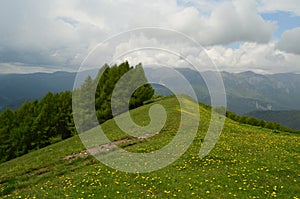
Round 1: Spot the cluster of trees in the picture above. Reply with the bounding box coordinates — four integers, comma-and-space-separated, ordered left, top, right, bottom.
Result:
73, 61, 154, 132
96, 62, 154, 122
246, 110, 300, 130
0, 62, 154, 163
226, 110, 300, 134
0, 91, 74, 162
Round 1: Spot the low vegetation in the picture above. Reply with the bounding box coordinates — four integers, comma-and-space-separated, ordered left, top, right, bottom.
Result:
0, 96, 299, 198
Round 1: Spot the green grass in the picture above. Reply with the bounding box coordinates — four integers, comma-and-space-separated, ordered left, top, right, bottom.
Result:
0, 96, 299, 198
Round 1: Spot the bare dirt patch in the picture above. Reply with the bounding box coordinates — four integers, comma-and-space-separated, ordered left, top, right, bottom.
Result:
64, 132, 159, 161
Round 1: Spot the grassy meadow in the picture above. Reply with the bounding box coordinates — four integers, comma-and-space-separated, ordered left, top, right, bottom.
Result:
0, 96, 299, 198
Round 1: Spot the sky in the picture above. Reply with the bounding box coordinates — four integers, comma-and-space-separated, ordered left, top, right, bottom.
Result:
0, 0, 299, 74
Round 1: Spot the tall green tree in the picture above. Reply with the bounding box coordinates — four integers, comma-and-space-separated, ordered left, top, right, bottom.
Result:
0, 109, 15, 161
73, 75, 98, 132
94, 61, 154, 123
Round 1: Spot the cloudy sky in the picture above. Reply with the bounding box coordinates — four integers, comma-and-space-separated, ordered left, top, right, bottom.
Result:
0, 0, 299, 74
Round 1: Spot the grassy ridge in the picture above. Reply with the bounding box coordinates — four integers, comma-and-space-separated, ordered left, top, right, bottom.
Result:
0, 96, 299, 198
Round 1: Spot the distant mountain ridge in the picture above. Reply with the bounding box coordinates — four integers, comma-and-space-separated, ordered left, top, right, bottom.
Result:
1, 68, 300, 115
0, 71, 76, 112
144, 68, 300, 114
246, 110, 300, 130
221, 71, 300, 114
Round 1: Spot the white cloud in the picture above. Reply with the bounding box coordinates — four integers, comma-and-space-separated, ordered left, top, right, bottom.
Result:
0, 62, 66, 74
84, 28, 300, 74
258, 0, 300, 16
0, 0, 298, 74
84, 30, 207, 71
205, 42, 300, 73
277, 28, 300, 55
165, 0, 276, 45
0, 0, 107, 71
200, 0, 276, 45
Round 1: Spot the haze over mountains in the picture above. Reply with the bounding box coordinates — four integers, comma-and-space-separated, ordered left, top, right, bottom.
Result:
221, 71, 300, 114
1, 68, 299, 116
145, 68, 300, 114
246, 110, 300, 130
0, 72, 76, 112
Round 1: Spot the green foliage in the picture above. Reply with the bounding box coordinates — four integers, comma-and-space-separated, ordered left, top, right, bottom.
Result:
226, 110, 300, 134
94, 62, 154, 124
73, 75, 98, 132
0, 91, 75, 163
247, 110, 300, 130
0, 62, 154, 163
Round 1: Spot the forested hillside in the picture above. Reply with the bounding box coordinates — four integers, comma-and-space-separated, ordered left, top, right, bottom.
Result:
246, 110, 300, 130
0, 91, 74, 162
0, 62, 154, 163
1, 63, 299, 164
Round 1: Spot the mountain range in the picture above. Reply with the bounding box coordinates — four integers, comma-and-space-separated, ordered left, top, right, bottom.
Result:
1, 68, 299, 115
145, 68, 300, 114
220, 71, 300, 114
0, 71, 76, 112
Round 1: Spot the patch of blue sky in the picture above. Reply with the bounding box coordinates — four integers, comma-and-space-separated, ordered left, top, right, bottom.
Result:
57, 16, 79, 28
226, 42, 240, 49
176, 0, 192, 7
176, 0, 223, 15
261, 11, 300, 39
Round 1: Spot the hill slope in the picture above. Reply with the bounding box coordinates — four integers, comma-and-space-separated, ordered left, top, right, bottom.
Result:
0, 72, 75, 112
0, 96, 299, 198
145, 68, 300, 114
221, 71, 300, 114
246, 110, 300, 130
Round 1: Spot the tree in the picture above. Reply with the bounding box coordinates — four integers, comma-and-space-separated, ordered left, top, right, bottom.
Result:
58, 91, 74, 139
0, 61, 154, 163
73, 75, 98, 132
94, 62, 154, 123
129, 64, 154, 109
0, 109, 15, 161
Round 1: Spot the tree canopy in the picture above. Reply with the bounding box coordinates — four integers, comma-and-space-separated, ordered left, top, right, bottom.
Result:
0, 62, 154, 163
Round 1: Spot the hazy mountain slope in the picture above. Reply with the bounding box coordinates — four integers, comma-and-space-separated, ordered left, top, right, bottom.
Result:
0, 71, 76, 112
246, 110, 300, 130
1, 69, 299, 115
221, 71, 300, 113
145, 68, 300, 114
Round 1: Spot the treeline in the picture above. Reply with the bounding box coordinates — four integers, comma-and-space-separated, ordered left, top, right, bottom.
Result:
0, 62, 154, 163
226, 110, 300, 134
246, 110, 300, 130
0, 91, 74, 162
